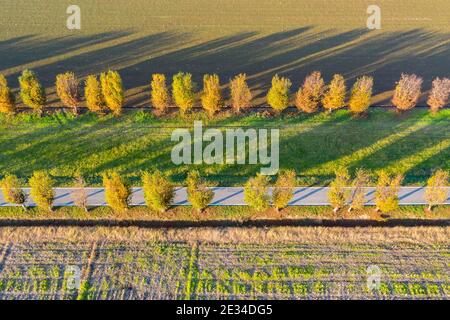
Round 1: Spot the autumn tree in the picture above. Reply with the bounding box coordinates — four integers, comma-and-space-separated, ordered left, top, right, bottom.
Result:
142, 170, 174, 213
0, 74, 16, 115
186, 171, 214, 213
103, 171, 131, 212
348, 168, 371, 212
348, 76, 373, 115
427, 77, 450, 114
172, 72, 196, 115
29, 171, 55, 212
84, 75, 105, 114
19, 69, 46, 115
72, 175, 88, 212
201, 74, 223, 117
424, 169, 449, 212
1, 174, 26, 210
392, 73, 423, 111
267, 74, 291, 113
244, 174, 270, 211
374, 171, 403, 213
100, 70, 124, 116
272, 170, 296, 212
150, 74, 171, 114
56, 72, 81, 115
230, 73, 252, 112
295, 71, 324, 113
322, 74, 346, 113
328, 167, 351, 214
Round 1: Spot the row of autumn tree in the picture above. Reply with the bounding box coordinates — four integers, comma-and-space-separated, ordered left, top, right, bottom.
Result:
1, 70, 449, 117
0, 168, 448, 214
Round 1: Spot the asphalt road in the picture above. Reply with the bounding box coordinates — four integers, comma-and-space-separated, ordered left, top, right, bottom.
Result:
0, 187, 449, 207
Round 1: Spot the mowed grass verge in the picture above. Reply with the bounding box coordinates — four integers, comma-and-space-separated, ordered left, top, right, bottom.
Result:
0, 108, 448, 186
0, 226, 448, 300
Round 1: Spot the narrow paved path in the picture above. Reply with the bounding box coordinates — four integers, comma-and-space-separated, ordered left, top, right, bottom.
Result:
0, 187, 449, 207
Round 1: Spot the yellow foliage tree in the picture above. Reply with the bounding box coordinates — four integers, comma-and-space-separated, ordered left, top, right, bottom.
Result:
100, 70, 124, 116
142, 170, 174, 213
272, 170, 296, 212
424, 169, 449, 212
1, 174, 26, 210
172, 72, 196, 115
19, 69, 46, 115
151, 74, 170, 114
201, 74, 223, 117
84, 75, 105, 114
295, 71, 324, 113
374, 171, 403, 213
29, 171, 55, 212
244, 174, 270, 211
427, 77, 450, 114
230, 73, 252, 112
322, 74, 346, 113
392, 73, 422, 111
267, 74, 291, 113
0, 74, 16, 115
348, 76, 373, 115
103, 171, 131, 212
56, 72, 80, 115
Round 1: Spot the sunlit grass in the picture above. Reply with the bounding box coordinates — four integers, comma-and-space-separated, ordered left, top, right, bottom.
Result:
0, 108, 448, 186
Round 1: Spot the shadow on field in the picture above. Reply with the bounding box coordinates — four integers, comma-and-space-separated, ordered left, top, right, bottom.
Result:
3, 28, 450, 106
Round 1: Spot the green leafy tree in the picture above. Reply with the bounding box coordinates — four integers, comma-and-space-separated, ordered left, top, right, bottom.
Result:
29, 171, 54, 212
172, 72, 196, 115
244, 174, 270, 211
19, 69, 46, 115
392, 73, 422, 111
103, 171, 131, 212
186, 171, 213, 213
0, 74, 16, 115
375, 171, 403, 213
85, 75, 105, 114
100, 70, 124, 116
348, 169, 371, 212
1, 174, 26, 210
322, 74, 346, 113
56, 72, 81, 115
348, 76, 373, 115
295, 71, 324, 113
142, 170, 174, 213
328, 167, 351, 214
230, 73, 252, 112
272, 170, 296, 212
424, 169, 449, 212
150, 74, 171, 114
201, 74, 223, 117
267, 75, 291, 113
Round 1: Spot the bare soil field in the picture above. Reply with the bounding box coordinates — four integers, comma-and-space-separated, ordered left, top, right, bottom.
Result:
0, 226, 448, 300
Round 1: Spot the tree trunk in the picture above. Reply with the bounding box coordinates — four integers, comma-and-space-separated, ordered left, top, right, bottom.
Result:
333, 207, 339, 214
21, 204, 27, 211
347, 206, 353, 213
375, 207, 380, 213
84, 206, 89, 213
427, 204, 433, 212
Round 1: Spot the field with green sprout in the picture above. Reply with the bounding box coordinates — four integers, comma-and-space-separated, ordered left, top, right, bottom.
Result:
0, 227, 448, 300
